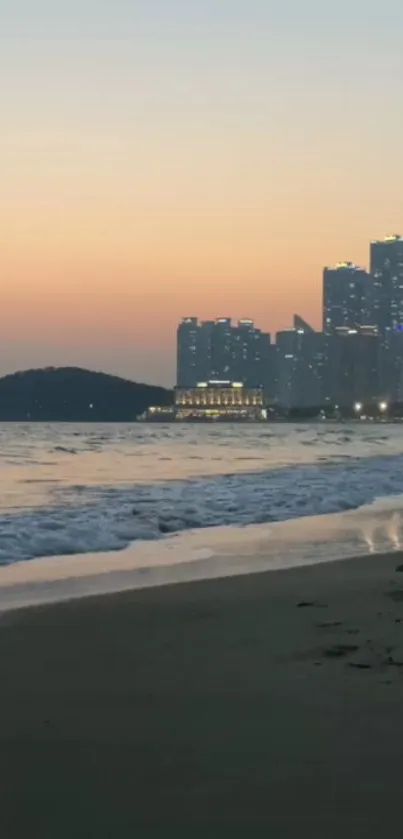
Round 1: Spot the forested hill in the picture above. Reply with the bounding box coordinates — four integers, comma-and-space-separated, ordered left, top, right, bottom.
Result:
0, 367, 172, 421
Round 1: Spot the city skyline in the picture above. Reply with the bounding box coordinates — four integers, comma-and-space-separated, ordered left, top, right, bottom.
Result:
0, 229, 401, 387
1, 0, 402, 386
176, 234, 403, 410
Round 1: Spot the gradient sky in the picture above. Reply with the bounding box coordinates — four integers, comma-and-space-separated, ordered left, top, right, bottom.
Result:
1, 0, 402, 385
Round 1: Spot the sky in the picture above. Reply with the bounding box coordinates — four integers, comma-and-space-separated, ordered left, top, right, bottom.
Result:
1, 0, 402, 385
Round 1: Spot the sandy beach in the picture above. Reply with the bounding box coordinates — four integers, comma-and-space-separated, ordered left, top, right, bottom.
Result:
1, 550, 403, 837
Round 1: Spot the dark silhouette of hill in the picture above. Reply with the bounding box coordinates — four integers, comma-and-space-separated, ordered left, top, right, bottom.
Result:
0, 367, 172, 421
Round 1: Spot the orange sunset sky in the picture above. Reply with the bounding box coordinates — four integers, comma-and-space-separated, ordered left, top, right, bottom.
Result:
1, 0, 402, 385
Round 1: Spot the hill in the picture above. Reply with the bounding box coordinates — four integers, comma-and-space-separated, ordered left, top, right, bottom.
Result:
0, 367, 173, 422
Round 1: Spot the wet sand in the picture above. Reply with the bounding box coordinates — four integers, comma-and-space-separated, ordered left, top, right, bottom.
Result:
1, 551, 403, 837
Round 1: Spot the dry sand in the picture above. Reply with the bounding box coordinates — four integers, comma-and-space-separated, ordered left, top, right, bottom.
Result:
1, 550, 403, 837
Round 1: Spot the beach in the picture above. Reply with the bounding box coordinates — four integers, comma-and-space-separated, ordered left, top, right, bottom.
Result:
1, 551, 403, 837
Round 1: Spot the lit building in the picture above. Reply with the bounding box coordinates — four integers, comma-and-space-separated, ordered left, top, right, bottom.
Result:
275, 318, 326, 408
379, 328, 403, 403
209, 318, 233, 380
323, 263, 371, 333
197, 320, 214, 383
231, 320, 272, 390
275, 329, 297, 408
176, 318, 199, 386
326, 327, 381, 407
174, 238, 403, 415
174, 381, 265, 421
176, 317, 273, 392
370, 235, 403, 332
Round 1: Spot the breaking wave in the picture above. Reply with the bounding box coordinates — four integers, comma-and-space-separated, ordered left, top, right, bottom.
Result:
2, 453, 403, 564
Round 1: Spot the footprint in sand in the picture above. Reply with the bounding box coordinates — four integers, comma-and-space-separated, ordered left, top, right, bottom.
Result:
322, 644, 359, 659
297, 601, 328, 609
315, 621, 343, 629
386, 590, 403, 602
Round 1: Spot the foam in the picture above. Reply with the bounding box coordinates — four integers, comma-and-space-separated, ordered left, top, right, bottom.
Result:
3, 453, 403, 565
1, 497, 403, 613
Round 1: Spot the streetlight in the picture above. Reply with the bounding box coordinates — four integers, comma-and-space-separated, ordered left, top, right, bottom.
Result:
354, 402, 363, 414
379, 400, 388, 414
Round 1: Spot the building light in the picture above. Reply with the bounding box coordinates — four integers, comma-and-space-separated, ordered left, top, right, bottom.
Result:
208, 380, 231, 385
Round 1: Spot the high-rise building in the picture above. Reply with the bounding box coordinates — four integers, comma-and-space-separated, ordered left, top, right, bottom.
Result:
370, 235, 403, 332
176, 317, 273, 391
176, 318, 199, 386
326, 327, 381, 407
275, 318, 325, 408
323, 263, 371, 333
275, 329, 297, 408
231, 320, 271, 388
379, 328, 403, 402
196, 320, 214, 383
209, 318, 233, 380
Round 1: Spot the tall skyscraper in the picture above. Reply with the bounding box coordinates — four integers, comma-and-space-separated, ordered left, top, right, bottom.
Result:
379, 328, 403, 402
370, 235, 403, 332
231, 320, 271, 388
209, 318, 233, 380
197, 320, 214, 382
326, 327, 380, 407
275, 318, 325, 408
323, 263, 371, 333
275, 329, 297, 408
176, 317, 272, 389
176, 318, 199, 386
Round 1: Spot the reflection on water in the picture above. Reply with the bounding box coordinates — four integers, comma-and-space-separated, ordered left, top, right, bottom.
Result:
2, 423, 403, 567
1, 421, 403, 511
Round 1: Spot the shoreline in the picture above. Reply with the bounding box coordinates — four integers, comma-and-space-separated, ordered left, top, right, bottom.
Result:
2, 496, 403, 613
0, 496, 403, 614
0, 544, 399, 618
1, 549, 403, 835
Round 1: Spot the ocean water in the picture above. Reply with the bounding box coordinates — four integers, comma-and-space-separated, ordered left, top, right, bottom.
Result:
2, 421, 403, 567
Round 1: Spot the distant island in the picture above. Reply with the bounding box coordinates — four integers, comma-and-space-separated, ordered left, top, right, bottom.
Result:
0, 367, 173, 422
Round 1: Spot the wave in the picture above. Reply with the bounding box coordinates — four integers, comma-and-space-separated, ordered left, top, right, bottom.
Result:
2, 452, 403, 565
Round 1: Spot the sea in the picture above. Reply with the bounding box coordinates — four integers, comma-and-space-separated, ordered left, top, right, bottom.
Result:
1, 421, 403, 607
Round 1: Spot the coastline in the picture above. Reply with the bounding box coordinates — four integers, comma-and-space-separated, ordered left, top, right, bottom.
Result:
1, 497, 402, 613
1, 550, 403, 836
